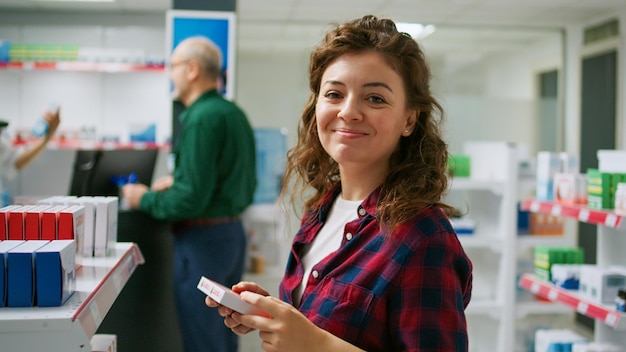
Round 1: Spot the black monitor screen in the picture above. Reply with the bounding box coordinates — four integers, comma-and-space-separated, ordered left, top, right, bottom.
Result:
68, 149, 159, 197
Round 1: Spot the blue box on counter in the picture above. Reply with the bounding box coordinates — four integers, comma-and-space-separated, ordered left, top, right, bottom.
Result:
35, 240, 76, 307
7, 240, 50, 307
0, 240, 25, 307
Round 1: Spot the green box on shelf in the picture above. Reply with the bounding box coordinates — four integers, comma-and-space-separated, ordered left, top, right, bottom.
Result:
586, 168, 626, 209
447, 154, 470, 177
534, 246, 584, 282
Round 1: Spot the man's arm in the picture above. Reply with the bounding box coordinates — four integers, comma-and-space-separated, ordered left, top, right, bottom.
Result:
14, 108, 60, 170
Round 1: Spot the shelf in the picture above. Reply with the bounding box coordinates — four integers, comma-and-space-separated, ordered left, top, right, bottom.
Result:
521, 199, 625, 229
517, 235, 577, 253
516, 300, 574, 318
0, 61, 165, 72
518, 273, 625, 330
0, 242, 145, 351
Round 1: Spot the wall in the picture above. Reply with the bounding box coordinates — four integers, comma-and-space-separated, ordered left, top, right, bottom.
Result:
0, 10, 566, 162
0, 11, 170, 144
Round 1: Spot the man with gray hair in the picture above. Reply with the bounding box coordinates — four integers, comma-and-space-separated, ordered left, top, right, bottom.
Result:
123, 36, 257, 352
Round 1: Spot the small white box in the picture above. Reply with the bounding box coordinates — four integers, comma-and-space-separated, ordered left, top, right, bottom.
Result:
573, 342, 624, 352
560, 152, 580, 174
75, 197, 98, 257
91, 333, 117, 352
197, 276, 268, 317
94, 197, 118, 257
550, 264, 582, 290
579, 265, 626, 304
536, 152, 561, 201
553, 173, 587, 204
535, 329, 587, 352
598, 149, 626, 173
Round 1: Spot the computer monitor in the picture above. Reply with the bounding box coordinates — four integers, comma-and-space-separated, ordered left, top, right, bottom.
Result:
68, 149, 159, 197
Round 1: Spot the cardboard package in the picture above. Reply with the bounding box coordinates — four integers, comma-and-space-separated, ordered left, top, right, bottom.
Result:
24, 205, 52, 240
0, 240, 25, 306
94, 197, 118, 257
35, 240, 76, 307
0, 205, 21, 240
7, 240, 50, 307
58, 205, 85, 267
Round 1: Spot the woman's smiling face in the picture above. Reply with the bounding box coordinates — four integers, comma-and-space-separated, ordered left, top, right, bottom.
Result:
315, 51, 416, 174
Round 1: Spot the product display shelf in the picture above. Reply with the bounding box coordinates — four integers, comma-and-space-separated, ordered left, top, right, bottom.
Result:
521, 199, 625, 229
519, 274, 625, 329
0, 61, 165, 72
447, 141, 519, 352
0, 242, 144, 352
519, 199, 626, 347
516, 299, 574, 318
517, 235, 577, 254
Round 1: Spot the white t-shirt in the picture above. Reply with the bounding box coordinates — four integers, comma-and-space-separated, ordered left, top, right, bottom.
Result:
294, 194, 362, 306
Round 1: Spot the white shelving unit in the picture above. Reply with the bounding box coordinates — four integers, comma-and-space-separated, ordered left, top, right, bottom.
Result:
519, 199, 626, 347
0, 242, 144, 351
450, 142, 575, 351
447, 141, 518, 352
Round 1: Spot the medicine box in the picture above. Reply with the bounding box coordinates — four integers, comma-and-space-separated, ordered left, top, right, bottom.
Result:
35, 240, 76, 307
536, 152, 561, 201
40, 205, 70, 240
197, 276, 268, 317
76, 197, 98, 257
7, 240, 50, 307
597, 149, 626, 173
579, 265, 626, 304
24, 204, 52, 240
535, 329, 587, 352
90, 334, 118, 352
0, 240, 25, 307
553, 173, 587, 204
534, 246, 584, 282
0, 205, 21, 240
8, 205, 33, 240
94, 197, 118, 257
550, 264, 583, 290
58, 205, 85, 267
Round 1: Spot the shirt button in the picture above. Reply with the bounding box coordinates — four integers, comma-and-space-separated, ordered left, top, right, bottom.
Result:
346, 233, 353, 240
312, 270, 319, 279
358, 208, 366, 216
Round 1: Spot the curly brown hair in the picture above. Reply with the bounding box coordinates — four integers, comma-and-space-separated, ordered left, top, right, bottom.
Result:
281, 15, 456, 232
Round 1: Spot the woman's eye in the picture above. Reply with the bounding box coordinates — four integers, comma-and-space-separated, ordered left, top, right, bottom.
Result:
324, 92, 342, 99
368, 95, 385, 104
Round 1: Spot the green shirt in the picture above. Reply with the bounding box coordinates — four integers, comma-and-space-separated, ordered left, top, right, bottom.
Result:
140, 89, 257, 220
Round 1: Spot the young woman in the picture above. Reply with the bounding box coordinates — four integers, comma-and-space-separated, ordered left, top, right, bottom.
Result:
207, 15, 473, 352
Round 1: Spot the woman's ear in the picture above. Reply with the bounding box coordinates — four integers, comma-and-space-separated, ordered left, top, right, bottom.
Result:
402, 110, 418, 137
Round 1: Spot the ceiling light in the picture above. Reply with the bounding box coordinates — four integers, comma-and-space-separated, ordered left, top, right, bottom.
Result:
396, 22, 436, 40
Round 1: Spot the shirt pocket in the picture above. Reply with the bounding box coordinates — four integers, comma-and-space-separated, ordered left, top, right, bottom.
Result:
309, 277, 376, 345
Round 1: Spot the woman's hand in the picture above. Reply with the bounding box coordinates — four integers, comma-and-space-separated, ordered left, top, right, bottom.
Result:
234, 292, 365, 352
205, 281, 270, 336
